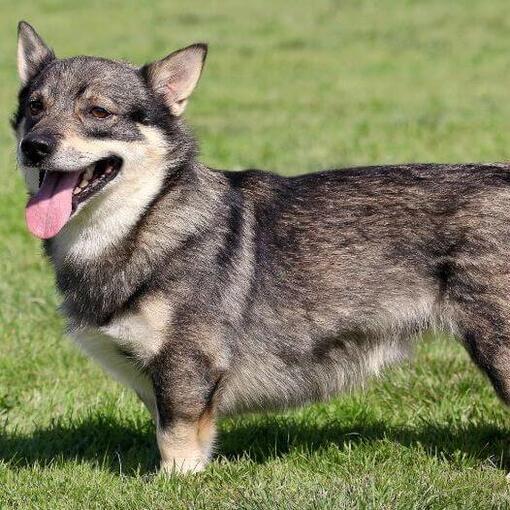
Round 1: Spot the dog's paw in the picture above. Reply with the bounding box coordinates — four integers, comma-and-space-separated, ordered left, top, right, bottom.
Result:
160, 457, 207, 475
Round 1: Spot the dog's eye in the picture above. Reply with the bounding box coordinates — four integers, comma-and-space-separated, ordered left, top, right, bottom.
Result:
90, 107, 111, 119
29, 99, 44, 116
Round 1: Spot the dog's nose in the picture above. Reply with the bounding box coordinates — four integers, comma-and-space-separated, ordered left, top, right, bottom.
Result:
20, 134, 56, 165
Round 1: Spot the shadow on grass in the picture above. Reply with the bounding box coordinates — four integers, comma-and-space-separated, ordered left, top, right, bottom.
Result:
1, 413, 509, 475
0, 415, 159, 475
220, 417, 510, 469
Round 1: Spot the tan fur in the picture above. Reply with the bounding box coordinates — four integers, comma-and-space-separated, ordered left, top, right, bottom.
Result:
99, 293, 170, 364
157, 420, 209, 474
70, 294, 171, 416
197, 408, 216, 452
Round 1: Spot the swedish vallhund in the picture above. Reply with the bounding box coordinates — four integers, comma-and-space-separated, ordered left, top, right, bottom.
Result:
13, 21, 510, 474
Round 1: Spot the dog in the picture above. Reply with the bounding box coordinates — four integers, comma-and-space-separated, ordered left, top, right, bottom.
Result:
13, 20, 510, 474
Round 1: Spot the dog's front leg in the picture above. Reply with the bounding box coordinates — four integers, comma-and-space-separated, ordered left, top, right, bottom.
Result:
156, 410, 216, 474
151, 348, 221, 475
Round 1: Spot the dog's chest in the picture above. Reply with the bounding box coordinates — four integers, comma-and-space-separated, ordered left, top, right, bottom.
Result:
74, 292, 170, 360
68, 296, 171, 400
71, 323, 153, 398
98, 307, 167, 363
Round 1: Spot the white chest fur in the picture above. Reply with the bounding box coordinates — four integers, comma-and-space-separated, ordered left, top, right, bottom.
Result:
98, 296, 169, 365
71, 326, 156, 417
69, 295, 170, 418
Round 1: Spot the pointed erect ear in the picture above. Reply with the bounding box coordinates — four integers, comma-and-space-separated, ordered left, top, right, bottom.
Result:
17, 21, 55, 85
142, 43, 207, 116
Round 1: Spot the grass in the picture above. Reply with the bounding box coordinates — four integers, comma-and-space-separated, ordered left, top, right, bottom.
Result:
2, 0, 510, 507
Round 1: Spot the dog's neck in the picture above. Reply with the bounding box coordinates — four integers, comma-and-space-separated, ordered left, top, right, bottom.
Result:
45, 161, 227, 327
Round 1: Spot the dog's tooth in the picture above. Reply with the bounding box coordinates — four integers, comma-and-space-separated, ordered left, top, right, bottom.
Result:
105, 168, 112, 174
73, 188, 80, 195
80, 179, 89, 188
85, 167, 94, 179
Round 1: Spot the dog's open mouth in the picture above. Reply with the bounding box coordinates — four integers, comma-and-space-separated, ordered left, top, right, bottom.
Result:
72, 156, 122, 207
25, 156, 122, 240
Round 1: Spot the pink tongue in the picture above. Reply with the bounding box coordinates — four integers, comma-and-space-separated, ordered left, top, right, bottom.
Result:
25, 171, 81, 239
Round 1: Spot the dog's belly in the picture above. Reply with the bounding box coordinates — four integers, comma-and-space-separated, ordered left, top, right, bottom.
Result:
71, 325, 406, 417
218, 336, 407, 415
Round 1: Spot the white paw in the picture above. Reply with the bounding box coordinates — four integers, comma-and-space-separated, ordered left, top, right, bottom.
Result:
160, 457, 207, 475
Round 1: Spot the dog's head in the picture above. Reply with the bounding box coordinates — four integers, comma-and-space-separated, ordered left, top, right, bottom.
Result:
13, 21, 207, 240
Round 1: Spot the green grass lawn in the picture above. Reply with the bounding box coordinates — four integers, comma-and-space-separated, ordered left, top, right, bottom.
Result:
2, 0, 510, 508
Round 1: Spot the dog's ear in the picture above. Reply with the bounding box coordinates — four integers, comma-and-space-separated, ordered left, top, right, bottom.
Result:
142, 43, 207, 116
17, 21, 55, 85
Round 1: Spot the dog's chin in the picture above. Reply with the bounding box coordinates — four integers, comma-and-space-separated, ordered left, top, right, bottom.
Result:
38, 156, 123, 214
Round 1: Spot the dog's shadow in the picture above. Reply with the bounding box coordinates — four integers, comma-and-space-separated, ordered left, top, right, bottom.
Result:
1, 411, 509, 475
0, 414, 160, 474
221, 416, 510, 470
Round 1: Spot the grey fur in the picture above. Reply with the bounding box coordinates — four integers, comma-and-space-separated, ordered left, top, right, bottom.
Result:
14, 22, 510, 473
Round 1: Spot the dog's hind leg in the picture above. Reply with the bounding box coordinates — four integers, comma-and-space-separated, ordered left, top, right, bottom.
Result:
445, 201, 510, 404
452, 292, 510, 405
